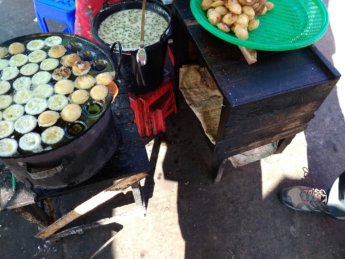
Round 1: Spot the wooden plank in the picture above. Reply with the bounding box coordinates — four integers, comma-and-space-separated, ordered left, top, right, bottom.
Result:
238, 47, 257, 65
214, 126, 305, 164
222, 107, 315, 139
35, 172, 147, 240
219, 117, 309, 150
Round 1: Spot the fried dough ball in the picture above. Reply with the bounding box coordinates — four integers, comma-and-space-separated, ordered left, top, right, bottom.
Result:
70, 90, 89, 104
8, 42, 25, 55
38, 110, 60, 127
95, 72, 114, 85
201, 0, 213, 10
48, 45, 67, 58
217, 22, 231, 32
236, 14, 250, 27
232, 24, 248, 40
227, 0, 242, 14
248, 19, 260, 31
214, 6, 228, 16
222, 13, 238, 26
242, 6, 255, 19
90, 84, 108, 101
72, 61, 91, 76
61, 104, 82, 122
207, 9, 222, 25
61, 53, 81, 67
54, 79, 75, 95
75, 74, 96, 89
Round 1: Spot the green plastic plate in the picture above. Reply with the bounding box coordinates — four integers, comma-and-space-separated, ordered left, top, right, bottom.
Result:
190, 0, 329, 51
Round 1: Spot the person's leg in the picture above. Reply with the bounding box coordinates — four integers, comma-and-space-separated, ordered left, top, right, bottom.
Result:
326, 170, 345, 219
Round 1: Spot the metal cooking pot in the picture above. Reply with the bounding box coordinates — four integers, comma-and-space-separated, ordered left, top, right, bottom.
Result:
0, 33, 119, 190
92, 0, 173, 94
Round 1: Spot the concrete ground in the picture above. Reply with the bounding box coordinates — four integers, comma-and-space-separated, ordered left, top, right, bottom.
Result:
1, 0, 345, 258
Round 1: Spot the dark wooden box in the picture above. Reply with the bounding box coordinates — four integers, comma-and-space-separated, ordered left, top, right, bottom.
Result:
173, 1, 341, 169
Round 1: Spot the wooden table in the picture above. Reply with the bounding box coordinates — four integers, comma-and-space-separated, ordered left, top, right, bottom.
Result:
172, 0, 341, 180
0, 79, 150, 237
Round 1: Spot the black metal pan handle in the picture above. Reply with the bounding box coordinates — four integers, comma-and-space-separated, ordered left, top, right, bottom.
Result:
110, 41, 122, 79
26, 163, 64, 180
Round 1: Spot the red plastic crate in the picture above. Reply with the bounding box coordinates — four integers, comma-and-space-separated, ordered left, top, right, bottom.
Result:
129, 80, 177, 137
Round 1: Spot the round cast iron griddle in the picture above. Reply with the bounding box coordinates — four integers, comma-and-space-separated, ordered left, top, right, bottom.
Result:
0, 32, 116, 158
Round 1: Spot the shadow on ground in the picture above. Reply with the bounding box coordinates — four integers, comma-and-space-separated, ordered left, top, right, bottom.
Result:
160, 1, 345, 256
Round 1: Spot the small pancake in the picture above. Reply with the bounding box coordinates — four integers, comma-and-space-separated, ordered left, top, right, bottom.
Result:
0, 120, 14, 139
20, 63, 39, 76
13, 76, 31, 90
14, 115, 37, 134
0, 47, 8, 59
3, 104, 25, 121
95, 72, 114, 85
48, 45, 67, 59
0, 80, 11, 95
40, 58, 59, 71
61, 53, 81, 67
44, 36, 62, 47
0, 138, 18, 157
61, 103, 82, 122
31, 71, 51, 85
25, 97, 48, 115
48, 94, 68, 111
1, 66, 19, 81
8, 42, 25, 55
13, 89, 33, 104
38, 110, 60, 127
90, 84, 109, 101
41, 126, 64, 145
71, 89, 89, 104
26, 39, 45, 51
72, 61, 91, 76
52, 66, 71, 81
0, 59, 9, 71
33, 84, 54, 98
0, 95, 13, 110
19, 132, 42, 152
9, 54, 28, 67
54, 79, 75, 95
75, 74, 95, 89
28, 50, 47, 63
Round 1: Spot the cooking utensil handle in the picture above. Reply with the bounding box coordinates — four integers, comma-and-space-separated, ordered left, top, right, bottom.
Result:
110, 41, 122, 78
26, 164, 64, 180
140, 0, 147, 48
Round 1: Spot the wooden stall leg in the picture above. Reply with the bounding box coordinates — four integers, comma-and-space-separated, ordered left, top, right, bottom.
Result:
131, 182, 146, 216
275, 135, 296, 154
214, 158, 230, 184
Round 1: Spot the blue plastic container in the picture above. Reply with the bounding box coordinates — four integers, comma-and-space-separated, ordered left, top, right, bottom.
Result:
33, 0, 76, 33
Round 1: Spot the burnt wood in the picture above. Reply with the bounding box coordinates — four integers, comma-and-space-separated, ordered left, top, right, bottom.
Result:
173, 0, 341, 170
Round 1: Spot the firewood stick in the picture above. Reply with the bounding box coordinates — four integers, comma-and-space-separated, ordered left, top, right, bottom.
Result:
35, 172, 147, 240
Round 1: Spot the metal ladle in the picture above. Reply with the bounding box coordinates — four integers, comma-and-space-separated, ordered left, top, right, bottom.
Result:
136, 0, 147, 66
